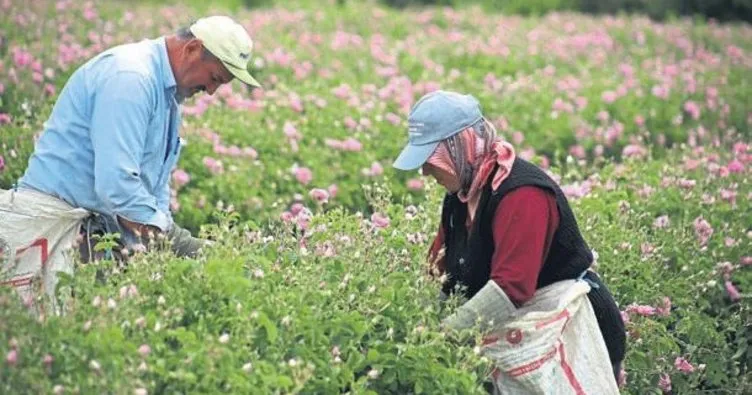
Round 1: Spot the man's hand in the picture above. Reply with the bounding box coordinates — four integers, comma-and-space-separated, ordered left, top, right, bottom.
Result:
118, 216, 162, 240
167, 224, 212, 258
117, 217, 211, 258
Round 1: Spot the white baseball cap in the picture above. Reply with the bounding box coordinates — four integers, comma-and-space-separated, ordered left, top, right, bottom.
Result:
189, 15, 261, 88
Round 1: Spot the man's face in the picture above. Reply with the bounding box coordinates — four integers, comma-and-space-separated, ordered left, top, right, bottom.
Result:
175, 39, 234, 100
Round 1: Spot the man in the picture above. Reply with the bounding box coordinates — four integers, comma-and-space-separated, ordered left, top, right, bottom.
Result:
0, 16, 260, 310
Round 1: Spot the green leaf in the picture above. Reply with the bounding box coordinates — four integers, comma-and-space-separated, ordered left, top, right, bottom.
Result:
367, 348, 380, 362
276, 375, 293, 388
257, 311, 278, 343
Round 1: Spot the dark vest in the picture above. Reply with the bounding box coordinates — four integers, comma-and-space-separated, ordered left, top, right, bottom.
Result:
440, 158, 594, 298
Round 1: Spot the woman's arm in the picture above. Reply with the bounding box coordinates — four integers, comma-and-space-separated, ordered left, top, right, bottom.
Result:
427, 223, 446, 276
440, 186, 561, 333
489, 185, 560, 307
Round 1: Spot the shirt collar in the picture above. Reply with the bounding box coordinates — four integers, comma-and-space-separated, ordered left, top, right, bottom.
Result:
155, 37, 177, 93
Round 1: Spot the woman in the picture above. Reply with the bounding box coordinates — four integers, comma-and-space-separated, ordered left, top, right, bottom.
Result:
392, 90, 626, 385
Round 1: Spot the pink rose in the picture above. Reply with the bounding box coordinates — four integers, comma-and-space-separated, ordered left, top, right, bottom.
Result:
202, 157, 224, 175
727, 159, 744, 173
407, 178, 424, 191
327, 184, 338, 199
343, 116, 358, 130
172, 169, 190, 188
283, 121, 300, 140
693, 216, 713, 246
342, 138, 362, 152
371, 212, 390, 229
674, 357, 695, 373
725, 281, 741, 302
138, 344, 151, 357
369, 162, 383, 176
6, 349, 17, 366
294, 167, 313, 185
385, 112, 401, 125
622, 144, 647, 159
243, 147, 258, 159
658, 373, 672, 392
602, 90, 617, 104
280, 211, 294, 222
309, 188, 329, 204
653, 215, 670, 229
626, 304, 656, 316
290, 203, 305, 216
683, 100, 701, 120
656, 297, 671, 317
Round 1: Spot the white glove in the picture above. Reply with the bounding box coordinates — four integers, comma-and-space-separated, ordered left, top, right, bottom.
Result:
441, 280, 518, 333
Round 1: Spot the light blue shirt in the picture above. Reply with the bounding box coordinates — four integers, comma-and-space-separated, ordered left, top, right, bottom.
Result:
19, 37, 182, 233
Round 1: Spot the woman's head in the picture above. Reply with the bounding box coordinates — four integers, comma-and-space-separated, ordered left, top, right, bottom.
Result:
421, 121, 498, 193
420, 142, 460, 192
392, 90, 497, 194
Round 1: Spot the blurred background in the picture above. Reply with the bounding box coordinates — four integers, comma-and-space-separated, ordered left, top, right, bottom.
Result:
135, 0, 752, 23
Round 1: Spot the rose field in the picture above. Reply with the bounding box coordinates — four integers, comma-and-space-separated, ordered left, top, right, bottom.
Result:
0, 0, 751, 394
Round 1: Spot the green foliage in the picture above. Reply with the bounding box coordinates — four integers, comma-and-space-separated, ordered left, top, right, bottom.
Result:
1, 145, 750, 394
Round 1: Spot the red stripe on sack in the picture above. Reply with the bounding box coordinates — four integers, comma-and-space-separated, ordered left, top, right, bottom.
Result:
1, 238, 49, 290
491, 367, 501, 382
0, 277, 33, 287
15, 238, 49, 265
558, 342, 586, 395
535, 309, 570, 330
507, 347, 558, 377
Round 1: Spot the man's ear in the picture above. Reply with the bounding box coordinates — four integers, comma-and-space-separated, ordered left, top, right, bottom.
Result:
183, 38, 204, 60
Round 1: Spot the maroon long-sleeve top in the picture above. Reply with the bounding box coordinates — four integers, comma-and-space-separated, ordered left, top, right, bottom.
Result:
428, 186, 560, 306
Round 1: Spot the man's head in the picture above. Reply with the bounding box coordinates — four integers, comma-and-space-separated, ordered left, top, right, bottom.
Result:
167, 16, 261, 100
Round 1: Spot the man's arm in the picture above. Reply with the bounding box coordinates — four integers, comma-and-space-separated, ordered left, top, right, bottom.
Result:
89, 71, 171, 234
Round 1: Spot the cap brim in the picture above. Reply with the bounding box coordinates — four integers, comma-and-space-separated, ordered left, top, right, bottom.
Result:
392, 141, 439, 171
224, 62, 261, 88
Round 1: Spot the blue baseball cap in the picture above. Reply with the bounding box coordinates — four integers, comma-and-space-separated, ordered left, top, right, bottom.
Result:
392, 90, 484, 171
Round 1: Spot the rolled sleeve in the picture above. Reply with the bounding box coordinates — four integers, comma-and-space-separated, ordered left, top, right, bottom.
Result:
156, 179, 173, 228
89, 71, 170, 231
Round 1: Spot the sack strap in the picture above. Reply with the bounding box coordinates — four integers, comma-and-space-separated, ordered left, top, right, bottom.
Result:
577, 270, 600, 290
